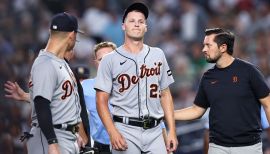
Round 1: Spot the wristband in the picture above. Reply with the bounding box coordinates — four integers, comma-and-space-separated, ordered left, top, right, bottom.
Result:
48, 138, 58, 144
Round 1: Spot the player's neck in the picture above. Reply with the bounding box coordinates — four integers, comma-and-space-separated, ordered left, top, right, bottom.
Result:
123, 40, 144, 54
216, 54, 235, 68
45, 38, 67, 59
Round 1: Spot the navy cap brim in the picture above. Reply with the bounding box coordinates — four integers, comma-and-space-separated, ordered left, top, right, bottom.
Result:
122, 2, 149, 23
76, 29, 85, 34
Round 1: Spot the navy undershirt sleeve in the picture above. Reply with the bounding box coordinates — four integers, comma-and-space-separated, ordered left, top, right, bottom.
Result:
34, 96, 57, 144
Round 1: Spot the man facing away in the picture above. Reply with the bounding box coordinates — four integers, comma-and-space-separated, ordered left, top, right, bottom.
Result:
175, 28, 270, 154
28, 12, 83, 154
94, 2, 178, 154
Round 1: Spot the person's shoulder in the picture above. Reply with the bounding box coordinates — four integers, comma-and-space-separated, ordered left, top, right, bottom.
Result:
102, 50, 118, 61
32, 55, 55, 70
203, 65, 215, 74
235, 58, 254, 66
235, 58, 258, 71
149, 45, 163, 53
147, 45, 165, 58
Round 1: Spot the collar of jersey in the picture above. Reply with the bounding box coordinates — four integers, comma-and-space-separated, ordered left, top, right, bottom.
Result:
39, 49, 66, 63
117, 44, 149, 59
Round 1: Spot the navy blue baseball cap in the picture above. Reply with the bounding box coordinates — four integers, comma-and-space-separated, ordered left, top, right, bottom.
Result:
122, 2, 149, 23
50, 12, 83, 33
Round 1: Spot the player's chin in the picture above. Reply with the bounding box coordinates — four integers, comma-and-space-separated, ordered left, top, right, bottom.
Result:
130, 36, 143, 41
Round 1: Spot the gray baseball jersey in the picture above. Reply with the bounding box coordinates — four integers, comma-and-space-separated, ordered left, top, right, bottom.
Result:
29, 50, 81, 125
94, 44, 174, 119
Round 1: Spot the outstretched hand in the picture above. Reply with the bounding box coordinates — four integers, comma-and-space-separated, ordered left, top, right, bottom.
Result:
4, 81, 29, 102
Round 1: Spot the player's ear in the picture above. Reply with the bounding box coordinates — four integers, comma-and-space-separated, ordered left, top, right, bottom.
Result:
220, 44, 227, 53
122, 23, 126, 31
68, 31, 76, 41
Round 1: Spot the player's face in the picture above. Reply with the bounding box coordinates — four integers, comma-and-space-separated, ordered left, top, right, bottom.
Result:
202, 34, 222, 63
122, 11, 147, 41
94, 47, 114, 69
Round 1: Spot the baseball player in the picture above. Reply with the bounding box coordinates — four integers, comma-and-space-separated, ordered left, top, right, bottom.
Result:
4, 53, 90, 148
94, 2, 178, 154
28, 12, 82, 154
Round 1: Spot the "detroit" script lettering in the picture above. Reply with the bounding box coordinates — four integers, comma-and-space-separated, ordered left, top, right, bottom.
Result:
118, 62, 162, 92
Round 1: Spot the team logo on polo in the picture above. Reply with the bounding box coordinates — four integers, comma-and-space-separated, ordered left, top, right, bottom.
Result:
118, 62, 162, 96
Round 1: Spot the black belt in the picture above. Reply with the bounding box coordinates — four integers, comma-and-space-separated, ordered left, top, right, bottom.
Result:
113, 115, 162, 129
94, 141, 110, 152
54, 124, 79, 134
32, 123, 79, 134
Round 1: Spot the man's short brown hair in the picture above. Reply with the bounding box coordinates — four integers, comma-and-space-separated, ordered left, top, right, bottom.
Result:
93, 42, 117, 58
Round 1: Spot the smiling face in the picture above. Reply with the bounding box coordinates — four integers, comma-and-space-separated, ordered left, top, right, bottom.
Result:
122, 11, 147, 41
202, 34, 223, 63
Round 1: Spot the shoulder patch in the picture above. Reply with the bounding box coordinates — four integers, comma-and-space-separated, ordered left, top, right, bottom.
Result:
167, 70, 172, 76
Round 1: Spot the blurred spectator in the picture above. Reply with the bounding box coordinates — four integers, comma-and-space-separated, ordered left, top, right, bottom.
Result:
83, 0, 111, 37
73, 65, 90, 82
179, 0, 208, 43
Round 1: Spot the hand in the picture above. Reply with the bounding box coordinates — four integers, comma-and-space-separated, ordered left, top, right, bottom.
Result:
48, 143, 61, 154
4, 81, 29, 102
265, 148, 270, 154
109, 128, 128, 151
77, 122, 88, 146
166, 131, 178, 152
76, 133, 85, 149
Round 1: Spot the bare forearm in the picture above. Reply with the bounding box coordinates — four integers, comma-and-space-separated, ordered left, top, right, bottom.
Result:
261, 95, 270, 124
162, 103, 175, 133
161, 88, 176, 133
174, 105, 206, 121
161, 88, 178, 151
162, 128, 168, 144
97, 103, 116, 134
96, 91, 117, 135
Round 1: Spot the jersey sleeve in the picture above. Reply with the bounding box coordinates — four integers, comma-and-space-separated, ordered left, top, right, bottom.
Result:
94, 55, 112, 93
32, 62, 57, 101
249, 65, 270, 99
159, 50, 174, 90
194, 75, 210, 109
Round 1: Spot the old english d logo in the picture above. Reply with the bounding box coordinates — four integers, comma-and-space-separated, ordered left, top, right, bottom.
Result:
232, 75, 238, 83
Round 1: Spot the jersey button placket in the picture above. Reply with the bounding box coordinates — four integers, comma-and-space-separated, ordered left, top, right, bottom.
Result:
140, 77, 147, 116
